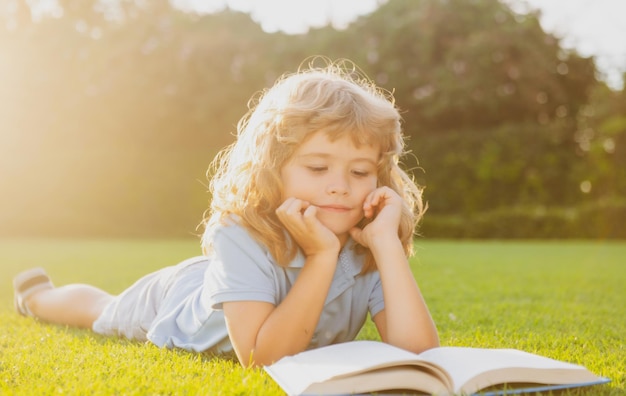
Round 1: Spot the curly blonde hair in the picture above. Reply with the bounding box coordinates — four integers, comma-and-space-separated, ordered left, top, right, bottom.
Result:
202, 58, 425, 273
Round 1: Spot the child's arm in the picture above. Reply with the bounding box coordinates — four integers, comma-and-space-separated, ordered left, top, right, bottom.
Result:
369, 237, 439, 353
223, 197, 340, 367
350, 187, 439, 354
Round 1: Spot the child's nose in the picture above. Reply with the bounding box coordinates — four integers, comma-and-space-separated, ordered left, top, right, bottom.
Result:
326, 174, 350, 195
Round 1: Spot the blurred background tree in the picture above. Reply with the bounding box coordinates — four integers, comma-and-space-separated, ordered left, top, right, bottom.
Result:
0, 0, 623, 239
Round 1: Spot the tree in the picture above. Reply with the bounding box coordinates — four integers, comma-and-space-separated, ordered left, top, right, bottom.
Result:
0, 0, 617, 238
345, 0, 596, 133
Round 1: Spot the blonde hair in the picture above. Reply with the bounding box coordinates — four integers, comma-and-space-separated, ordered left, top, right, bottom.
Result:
202, 58, 425, 272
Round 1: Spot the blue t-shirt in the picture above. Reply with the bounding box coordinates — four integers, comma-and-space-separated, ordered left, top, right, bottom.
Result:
97, 220, 385, 355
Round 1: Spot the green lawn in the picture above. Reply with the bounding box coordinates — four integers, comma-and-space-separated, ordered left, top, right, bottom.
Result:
1, 238, 624, 395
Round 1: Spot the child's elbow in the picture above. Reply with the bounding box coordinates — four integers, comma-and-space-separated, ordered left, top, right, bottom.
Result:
409, 332, 440, 354
425, 333, 440, 350
235, 349, 278, 369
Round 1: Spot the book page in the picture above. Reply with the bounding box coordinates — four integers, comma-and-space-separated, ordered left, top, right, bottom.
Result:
307, 365, 448, 395
418, 347, 601, 394
265, 341, 451, 395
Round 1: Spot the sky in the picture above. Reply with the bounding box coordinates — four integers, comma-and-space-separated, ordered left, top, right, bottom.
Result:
504, 0, 626, 90
175, 0, 626, 90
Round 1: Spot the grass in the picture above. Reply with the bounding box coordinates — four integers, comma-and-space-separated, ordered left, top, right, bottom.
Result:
1, 238, 624, 395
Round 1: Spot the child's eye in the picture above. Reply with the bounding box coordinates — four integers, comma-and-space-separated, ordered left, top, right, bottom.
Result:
307, 166, 327, 173
351, 169, 370, 177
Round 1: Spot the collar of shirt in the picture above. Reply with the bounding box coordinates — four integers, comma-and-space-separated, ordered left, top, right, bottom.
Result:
285, 239, 364, 302
285, 239, 362, 272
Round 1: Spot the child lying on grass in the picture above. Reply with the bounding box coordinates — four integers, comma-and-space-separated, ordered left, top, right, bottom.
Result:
14, 57, 438, 367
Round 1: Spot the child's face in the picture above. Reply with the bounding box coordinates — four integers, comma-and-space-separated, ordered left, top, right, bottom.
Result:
280, 131, 379, 243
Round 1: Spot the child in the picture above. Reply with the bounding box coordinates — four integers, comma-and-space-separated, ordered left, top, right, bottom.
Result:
13, 58, 439, 367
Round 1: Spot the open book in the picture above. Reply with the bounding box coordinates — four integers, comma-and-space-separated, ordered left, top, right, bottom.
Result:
264, 340, 609, 395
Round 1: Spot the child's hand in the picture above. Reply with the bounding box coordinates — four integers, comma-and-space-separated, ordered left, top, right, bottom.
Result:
349, 187, 402, 249
276, 197, 341, 258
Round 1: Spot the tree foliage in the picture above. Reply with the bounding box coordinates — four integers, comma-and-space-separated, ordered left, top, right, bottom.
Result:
0, 0, 622, 238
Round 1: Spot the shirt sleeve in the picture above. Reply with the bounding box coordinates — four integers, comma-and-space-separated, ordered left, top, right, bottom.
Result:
368, 270, 385, 318
203, 223, 280, 309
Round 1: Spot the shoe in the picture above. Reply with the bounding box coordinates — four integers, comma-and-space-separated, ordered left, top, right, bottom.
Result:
13, 267, 54, 316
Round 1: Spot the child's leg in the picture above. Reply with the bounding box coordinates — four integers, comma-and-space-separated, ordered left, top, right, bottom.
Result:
26, 285, 113, 329
14, 267, 114, 329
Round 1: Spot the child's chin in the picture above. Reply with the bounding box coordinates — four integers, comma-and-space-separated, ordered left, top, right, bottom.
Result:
321, 221, 350, 234
329, 228, 355, 243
